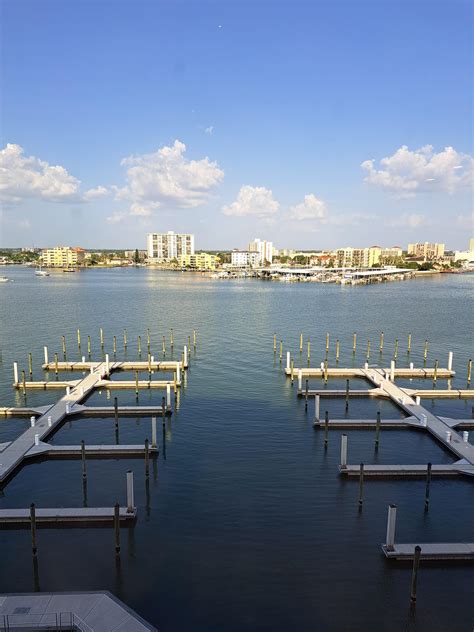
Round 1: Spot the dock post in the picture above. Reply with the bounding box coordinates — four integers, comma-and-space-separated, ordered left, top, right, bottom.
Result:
44, 346, 49, 365
30, 503, 37, 557
193, 329, 197, 349
315, 395, 320, 422
176, 363, 181, 384
137, 335, 142, 355
152, 417, 157, 448
433, 359, 438, 382
47, 416, 52, 427
273, 333, 276, 352
416, 396, 421, 406
297, 370, 302, 391
410, 546, 422, 603
162, 336, 166, 355
170, 328, 174, 347
22, 370, 26, 395
28, 353, 33, 376
166, 383, 171, 408
307, 341, 311, 362
105, 353, 110, 375
286, 352, 290, 371
305, 380, 308, 410
385, 504, 397, 551
135, 371, 139, 397
467, 359, 472, 384
291, 360, 294, 384
358, 463, 364, 505
145, 438, 150, 478
345, 379, 349, 411
423, 340, 428, 361
336, 339, 340, 361
100, 328, 104, 348
462, 431, 469, 443
113, 336, 117, 354
87, 336, 91, 356
407, 333, 412, 353
324, 411, 329, 447
299, 332, 303, 352
375, 411, 381, 447
62, 335, 66, 357
340, 434, 347, 468
77, 329, 81, 350
424, 463, 431, 510
66, 386, 70, 396
13, 362, 19, 385
81, 440, 87, 479
379, 331, 384, 353
126, 471, 135, 513
394, 338, 398, 359
147, 328, 151, 352
114, 397, 119, 428
279, 340, 283, 361
352, 332, 357, 353
324, 360, 328, 384
34, 433, 39, 446
184, 345, 188, 367
366, 340, 371, 360
54, 353, 59, 375
114, 503, 120, 555
447, 351, 453, 372
390, 360, 395, 382
30, 416, 35, 427
325, 332, 329, 353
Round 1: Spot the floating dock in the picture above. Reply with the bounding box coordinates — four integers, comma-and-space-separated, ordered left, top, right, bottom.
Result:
0, 506, 136, 525
382, 542, 474, 560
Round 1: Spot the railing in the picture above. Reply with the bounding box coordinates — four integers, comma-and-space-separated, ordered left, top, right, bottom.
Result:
0, 611, 93, 631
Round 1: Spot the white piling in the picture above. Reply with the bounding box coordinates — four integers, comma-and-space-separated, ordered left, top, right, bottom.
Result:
315, 394, 320, 421
126, 470, 135, 512
320, 361, 324, 371
297, 370, 303, 391
416, 396, 421, 405
151, 355, 154, 364
89, 366, 94, 374
410, 362, 414, 370
176, 363, 181, 384
462, 431, 469, 443
364, 362, 368, 369
286, 352, 291, 370
43, 346, 49, 365
30, 416, 35, 427
448, 351, 453, 372
385, 504, 397, 551
152, 417, 157, 448
445, 431, 451, 443
340, 434, 348, 468
66, 386, 70, 395
34, 434, 39, 446
65, 404, 70, 414
390, 360, 395, 382
166, 383, 171, 408
47, 416, 52, 427
105, 353, 110, 374
82, 356, 86, 363
13, 362, 19, 385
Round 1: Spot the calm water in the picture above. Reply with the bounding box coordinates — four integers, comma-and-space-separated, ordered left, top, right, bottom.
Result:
0, 267, 473, 631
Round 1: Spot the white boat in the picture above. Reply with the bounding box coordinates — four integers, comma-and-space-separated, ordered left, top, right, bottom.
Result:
0, 276, 10, 283
35, 265, 50, 277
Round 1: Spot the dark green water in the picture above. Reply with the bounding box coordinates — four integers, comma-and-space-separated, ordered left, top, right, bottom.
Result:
0, 267, 473, 631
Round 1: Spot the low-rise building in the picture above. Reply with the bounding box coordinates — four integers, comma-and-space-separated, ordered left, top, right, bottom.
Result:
178, 252, 217, 270
407, 242, 445, 260
41, 246, 85, 267
231, 250, 260, 268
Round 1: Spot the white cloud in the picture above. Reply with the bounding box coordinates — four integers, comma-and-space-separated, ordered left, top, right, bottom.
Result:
289, 194, 327, 221
84, 185, 108, 200
390, 213, 426, 228
0, 143, 81, 203
222, 185, 279, 217
204, 126, 214, 136
115, 140, 224, 215
361, 145, 473, 196
106, 211, 127, 224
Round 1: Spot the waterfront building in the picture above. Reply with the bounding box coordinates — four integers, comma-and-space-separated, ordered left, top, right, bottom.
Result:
124, 249, 147, 261
380, 246, 403, 260
146, 231, 195, 262
178, 253, 217, 270
407, 242, 445, 260
454, 237, 474, 264
248, 238, 273, 264
41, 246, 85, 267
231, 250, 260, 267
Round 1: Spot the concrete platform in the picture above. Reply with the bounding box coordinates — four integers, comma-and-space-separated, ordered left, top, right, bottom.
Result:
25, 442, 157, 458
0, 506, 137, 525
339, 463, 474, 477
0, 591, 157, 630
382, 543, 474, 560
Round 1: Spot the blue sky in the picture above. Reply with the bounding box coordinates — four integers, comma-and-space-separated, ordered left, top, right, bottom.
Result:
1, 0, 472, 250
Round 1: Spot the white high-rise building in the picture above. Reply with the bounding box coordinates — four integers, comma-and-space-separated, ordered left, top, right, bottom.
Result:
147, 231, 195, 262
248, 238, 273, 264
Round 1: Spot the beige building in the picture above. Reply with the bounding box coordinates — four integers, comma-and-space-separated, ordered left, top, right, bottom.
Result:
41, 246, 85, 267
335, 246, 382, 268
407, 242, 445, 260
178, 252, 217, 270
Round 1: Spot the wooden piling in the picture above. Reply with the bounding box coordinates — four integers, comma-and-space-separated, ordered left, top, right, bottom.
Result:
407, 333, 412, 353
54, 353, 59, 375
290, 360, 294, 384
433, 360, 438, 383
100, 328, 104, 347
170, 328, 174, 347
273, 334, 277, 352
336, 340, 340, 361
375, 411, 381, 447
62, 336, 66, 356
81, 440, 87, 479
147, 329, 151, 351
305, 380, 308, 410
135, 371, 139, 396
299, 333, 303, 353
28, 353, 33, 376
467, 359, 472, 384
114, 397, 118, 428
366, 340, 371, 360
410, 546, 422, 602
114, 503, 120, 555
30, 503, 37, 557
423, 340, 428, 361
324, 359, 328, 384
138, 336, 142, 355
325, 332, 329, 352
379, 331, 384, 352
144, 438, 149, 478
352, 332, 357, 353
87, 336, 91, 355
307, 341, 311, 361
162, 336, 166, 355
345, 379, 349, 411
113, 336, 117, 354
424, 462, 432, 510
394, 339, 398, 359
358, 463, 364, 505
279, 340, 283, 360
22, 370, 26, 395
123, 329, 127, 349
193, 329, 197, 349
77, 329, 81, 349
324, 411, 329, 446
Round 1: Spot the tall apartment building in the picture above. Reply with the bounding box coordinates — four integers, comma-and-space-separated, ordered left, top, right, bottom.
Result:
248, 238, 273, 264
41, 246, 85, 267
146, 231, 195, 262
407, 242, 445, 260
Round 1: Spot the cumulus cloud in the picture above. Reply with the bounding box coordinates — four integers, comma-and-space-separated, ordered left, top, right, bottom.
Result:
115, 140, 224, 215
361, 145, 473, 196
222, 185, 279, 217
0, 143, 81, 203
83, 185, 108, 200
390, 213, 426, 228
289, 194, 327, 221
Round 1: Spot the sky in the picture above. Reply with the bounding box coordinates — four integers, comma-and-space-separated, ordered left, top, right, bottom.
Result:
0, 0, 472, 250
